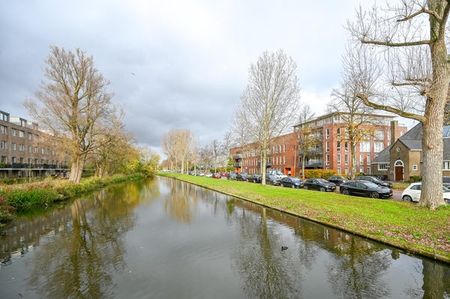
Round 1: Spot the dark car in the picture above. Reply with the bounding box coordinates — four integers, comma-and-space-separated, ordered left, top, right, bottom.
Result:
303, 178, 336, 192
356, 176, 393, 188
236, 172, 249, 181
249, 174, 262, 183
280, 177, 303, 188
443, 176, 450, 189
327, 175, 347, 186
340, 180, 393, 199
266, 174, 281, 186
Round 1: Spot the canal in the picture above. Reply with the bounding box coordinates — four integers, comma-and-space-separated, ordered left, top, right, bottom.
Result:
0, 177, 449, 298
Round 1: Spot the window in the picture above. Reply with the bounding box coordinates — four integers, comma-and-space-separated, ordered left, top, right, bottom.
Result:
0, 141, 6, 149
337, 141, 341, 152
283, 144, 286, 152
337, 128, 341, 138
28, 133, 32, 140
345, 142, 349, 152
18, 144, 24, 152
0, 112, 8, 122
326, 154, 330, 165
443, 161, 450, 170
374, 142, 384, 153
360, 142, 370, 153
283, 156, 286, 165
326, 128, 330, 139
345, 154, 348, 165
1, 156, 7, 163
412, 164, 418, 171
18, 130, 24, 138
11, 129, 16, 137
375, 130, 384, 140
337, 154, 341, 165
410, 184, 421, 191
28, 146, 32, 153
12, 143, 16, 151
12, 157, 16, 164
326, 142, 330, 152
378, 163, 389, 170
0, 125, 7, 135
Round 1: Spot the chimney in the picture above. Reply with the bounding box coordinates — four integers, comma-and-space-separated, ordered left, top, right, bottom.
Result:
390, 120, 398, 145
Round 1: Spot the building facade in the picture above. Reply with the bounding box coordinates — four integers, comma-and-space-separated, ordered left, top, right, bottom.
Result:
371, 123, 450, 181
230, 132, 298, 176
293, 112, 407, 176
0, 110, 69, 178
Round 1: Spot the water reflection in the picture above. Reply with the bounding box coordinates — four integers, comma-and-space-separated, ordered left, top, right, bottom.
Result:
0, 178, 449, 299
0, 180, 158, 298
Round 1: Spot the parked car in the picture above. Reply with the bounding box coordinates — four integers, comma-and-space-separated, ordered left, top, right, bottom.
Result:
443, 176, 450, 189
205, 173, 213, 178
280, 177, 303, 188
248, 174, 262, 183
236, 172, 249, 181
303, 179, 336, 192
266, 174, 281, 186
327, 175, 347, 186
356, 176, 392, 188
401, 182, 450, 203
228, 173, 237, 180
340, 180, 392, 199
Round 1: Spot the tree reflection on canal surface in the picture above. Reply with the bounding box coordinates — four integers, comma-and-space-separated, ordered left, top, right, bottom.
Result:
0, 177, 449, 298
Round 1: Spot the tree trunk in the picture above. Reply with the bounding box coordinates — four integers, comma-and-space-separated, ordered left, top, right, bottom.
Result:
419, 30, 448, 209
350, 142, 357, 180
261, 149, 267, 185
302, 152, 306, 180
69, 155, 85, 184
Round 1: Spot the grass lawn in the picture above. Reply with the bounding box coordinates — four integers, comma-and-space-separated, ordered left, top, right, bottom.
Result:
159, 172, 450, 263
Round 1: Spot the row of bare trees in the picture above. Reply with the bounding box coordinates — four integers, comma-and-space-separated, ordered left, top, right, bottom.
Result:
161, 129, 233, 173
26, 46, 156, 183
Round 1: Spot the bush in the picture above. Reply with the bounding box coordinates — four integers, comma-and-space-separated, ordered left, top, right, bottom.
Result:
409, 176, 422, 182
302, 169, 336, 179
6, 189, 60, 211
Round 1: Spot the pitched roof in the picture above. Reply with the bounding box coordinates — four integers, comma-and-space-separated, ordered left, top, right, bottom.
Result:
374, 123, 450, 162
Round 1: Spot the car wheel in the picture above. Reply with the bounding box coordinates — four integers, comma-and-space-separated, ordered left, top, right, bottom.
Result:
402, 195, 412, 202
342, 189, 350, 195
370, 192, 379, 199
320, 187, 325, 192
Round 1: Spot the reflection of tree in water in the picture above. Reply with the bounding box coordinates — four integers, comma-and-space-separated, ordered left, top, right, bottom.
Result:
164, 180, 198, 223
26, 181, 153, 298
405, 259, 450, 298
234, 207, 302, 299
326, 236, 391, 299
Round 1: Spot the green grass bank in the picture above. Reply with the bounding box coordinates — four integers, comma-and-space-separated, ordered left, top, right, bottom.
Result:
0, 173, 146, 227
159, 172, 450, 263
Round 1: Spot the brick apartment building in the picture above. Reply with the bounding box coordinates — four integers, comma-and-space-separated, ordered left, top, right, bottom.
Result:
230, 132, 298, 176
293, 112, 407, 176
0, 110, 69, 178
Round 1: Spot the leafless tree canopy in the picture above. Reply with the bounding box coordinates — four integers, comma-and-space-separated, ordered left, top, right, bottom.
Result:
162, 129, 195, 173
237, 50, 300, 184
347, 0, 450, 208
26, 46, 115, 183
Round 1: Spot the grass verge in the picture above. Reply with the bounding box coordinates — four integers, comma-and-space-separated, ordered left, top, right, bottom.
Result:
0, 173, 146, 228
159, 172, 450, 263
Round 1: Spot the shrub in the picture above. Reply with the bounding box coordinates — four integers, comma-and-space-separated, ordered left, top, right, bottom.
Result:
409, 176, 422, 182
6, 189, 60, 211
303, 169, 336, 179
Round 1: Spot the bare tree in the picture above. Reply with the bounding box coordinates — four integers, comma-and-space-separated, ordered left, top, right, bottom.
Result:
26, 46, 114, 183
348, 0, 450, 209
296, 105, 319, 180
238, 50, 300, 184
162, 129, 195, 173
329, 45, 381, 179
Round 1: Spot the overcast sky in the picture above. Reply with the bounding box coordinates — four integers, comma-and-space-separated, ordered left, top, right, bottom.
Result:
0, 0, 371, 154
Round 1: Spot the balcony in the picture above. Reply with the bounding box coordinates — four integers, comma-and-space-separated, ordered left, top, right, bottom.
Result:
0, 163, 69, 170
233, 154, 243, 160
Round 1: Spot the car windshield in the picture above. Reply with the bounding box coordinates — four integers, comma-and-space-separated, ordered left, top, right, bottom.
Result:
292, 178, 300, 183
443, 186, 450, 192
317, 179, 328, 183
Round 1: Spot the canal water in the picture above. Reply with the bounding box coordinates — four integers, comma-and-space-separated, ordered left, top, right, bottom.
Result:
0, 177, 449, 299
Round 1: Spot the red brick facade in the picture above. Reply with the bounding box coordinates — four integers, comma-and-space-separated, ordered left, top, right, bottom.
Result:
230, 132, 298, 176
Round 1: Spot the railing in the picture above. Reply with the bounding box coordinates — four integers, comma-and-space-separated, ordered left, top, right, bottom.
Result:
0, 163, 69, 170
